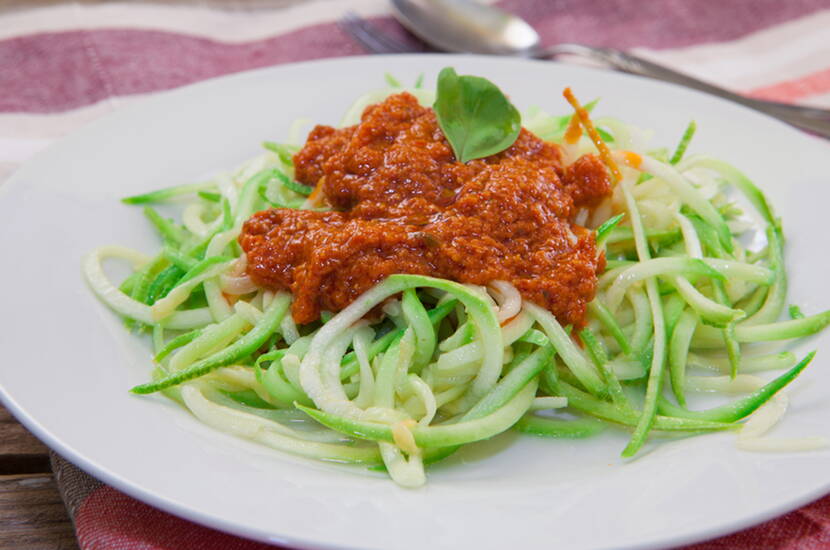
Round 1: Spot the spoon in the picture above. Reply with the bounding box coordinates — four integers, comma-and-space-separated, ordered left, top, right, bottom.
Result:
390, 0, 830, 138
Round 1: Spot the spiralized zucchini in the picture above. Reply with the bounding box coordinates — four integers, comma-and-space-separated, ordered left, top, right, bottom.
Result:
83, 76, 830, 487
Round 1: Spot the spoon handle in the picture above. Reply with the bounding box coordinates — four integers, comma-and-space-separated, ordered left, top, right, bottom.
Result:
543, 44, 830, 138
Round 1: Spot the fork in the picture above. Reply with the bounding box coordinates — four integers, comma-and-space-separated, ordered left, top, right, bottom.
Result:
339, 11, 427, 54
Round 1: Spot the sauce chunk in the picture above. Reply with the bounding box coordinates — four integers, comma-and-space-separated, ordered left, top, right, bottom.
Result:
240, 92, 610, 325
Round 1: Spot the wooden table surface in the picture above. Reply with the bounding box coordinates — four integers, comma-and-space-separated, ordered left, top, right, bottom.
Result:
1, 403, 79, 549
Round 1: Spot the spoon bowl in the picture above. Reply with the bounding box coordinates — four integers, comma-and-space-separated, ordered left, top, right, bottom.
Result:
391, 0, 539, 56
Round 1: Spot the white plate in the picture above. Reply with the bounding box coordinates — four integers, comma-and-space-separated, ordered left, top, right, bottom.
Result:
2, 55, 829, 550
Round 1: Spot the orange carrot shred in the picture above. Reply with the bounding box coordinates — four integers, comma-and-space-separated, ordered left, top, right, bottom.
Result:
564, 111, 582, 144
306, 179, 324, 207
562, 87, 623, 183
622, 151, 643, 170
308, 184, 322, 202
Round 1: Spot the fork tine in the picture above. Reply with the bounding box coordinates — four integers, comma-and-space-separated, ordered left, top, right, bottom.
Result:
339, 12, 396, 54
339, 11, 417, 54
348, 13, 417, 54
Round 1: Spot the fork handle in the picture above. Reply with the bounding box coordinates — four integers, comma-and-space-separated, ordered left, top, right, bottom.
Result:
543, 43, 830, 138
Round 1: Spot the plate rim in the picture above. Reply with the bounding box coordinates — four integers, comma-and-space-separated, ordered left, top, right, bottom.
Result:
2, 53, 829, 550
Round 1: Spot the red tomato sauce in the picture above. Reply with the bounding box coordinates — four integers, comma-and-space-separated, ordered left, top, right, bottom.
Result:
240, 93, 610, 326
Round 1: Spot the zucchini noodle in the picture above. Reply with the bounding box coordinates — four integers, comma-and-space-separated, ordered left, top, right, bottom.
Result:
83, 75, 830, 487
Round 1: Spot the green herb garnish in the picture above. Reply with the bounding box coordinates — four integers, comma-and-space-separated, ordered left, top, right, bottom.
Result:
433, 67, 521, 163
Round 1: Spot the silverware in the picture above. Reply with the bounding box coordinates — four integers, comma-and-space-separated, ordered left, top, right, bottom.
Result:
339, 11, 428, 55
340, 4, 830, 138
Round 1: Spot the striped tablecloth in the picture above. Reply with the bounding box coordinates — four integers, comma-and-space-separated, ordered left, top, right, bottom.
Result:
5, 1, 830, 548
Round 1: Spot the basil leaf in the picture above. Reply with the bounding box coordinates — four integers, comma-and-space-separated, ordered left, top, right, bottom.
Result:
433, 67, 521, 163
